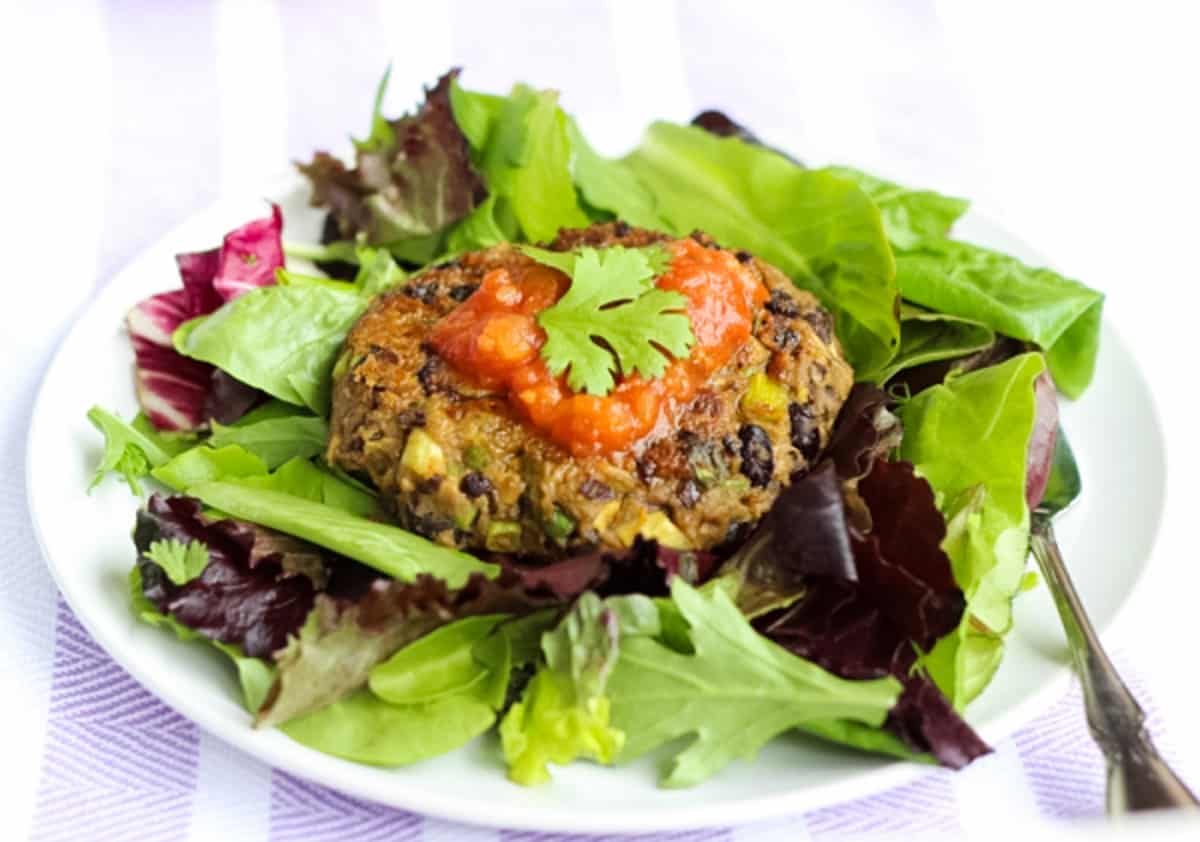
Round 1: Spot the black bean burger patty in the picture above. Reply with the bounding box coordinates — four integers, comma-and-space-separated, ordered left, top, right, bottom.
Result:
327, 223, 854, 557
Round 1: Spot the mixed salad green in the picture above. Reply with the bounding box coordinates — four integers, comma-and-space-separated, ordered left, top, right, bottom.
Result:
87, 68, 1103, 787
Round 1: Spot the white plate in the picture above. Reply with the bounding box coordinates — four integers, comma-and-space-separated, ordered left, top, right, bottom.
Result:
26, 180, 1165, 834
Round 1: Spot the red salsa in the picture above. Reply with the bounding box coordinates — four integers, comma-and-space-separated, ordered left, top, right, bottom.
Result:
429, 238, 767, 456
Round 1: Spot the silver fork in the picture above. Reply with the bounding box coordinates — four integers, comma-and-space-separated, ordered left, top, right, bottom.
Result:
1029, 429, 1197, 813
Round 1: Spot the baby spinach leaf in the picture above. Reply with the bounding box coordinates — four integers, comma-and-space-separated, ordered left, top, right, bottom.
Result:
173, 283, 368, 413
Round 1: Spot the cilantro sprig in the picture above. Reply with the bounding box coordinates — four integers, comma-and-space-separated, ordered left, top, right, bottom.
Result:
520, 245, 694, 396
144, 538, 211, 586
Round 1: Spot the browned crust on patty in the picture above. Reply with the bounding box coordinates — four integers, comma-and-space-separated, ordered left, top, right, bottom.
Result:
327, 223, 854, 557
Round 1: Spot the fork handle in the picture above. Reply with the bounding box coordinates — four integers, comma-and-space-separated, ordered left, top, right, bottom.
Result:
1030, 521, 1198, 813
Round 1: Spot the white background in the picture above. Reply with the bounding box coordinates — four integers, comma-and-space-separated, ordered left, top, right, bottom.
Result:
2, 1, 1200, 838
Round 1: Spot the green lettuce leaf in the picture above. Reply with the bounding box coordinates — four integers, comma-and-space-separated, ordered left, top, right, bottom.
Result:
826, 166, 969, 250
279, 689, 496, 768
500, 667, 624, 786
898, 352, 1045, 707
443, 194, 516, 257
151, 443, 376, 518
456, 82, 589, 242
173, 283, 368, 413
187, 480, 497, 586
151, 444, 269, 490
616, 123, 898, 378
567, 119, 665, 229
143, 538, 209, 585
87, 407, 193, 494
369, 614, 510, 706
235, 457, 377, 517
878, 304, 996, 384
608, 578, 900, 787
259, 572, 547, 728
257, 590, 459, 727
895, 239, 1103, 398
499, 592, 657, 785
208, 413, 328, 470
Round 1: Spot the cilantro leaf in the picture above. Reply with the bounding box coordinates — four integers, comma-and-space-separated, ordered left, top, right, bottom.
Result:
144, 538, 211, 586
608, 578, 901, 787
525, 246, 694, 395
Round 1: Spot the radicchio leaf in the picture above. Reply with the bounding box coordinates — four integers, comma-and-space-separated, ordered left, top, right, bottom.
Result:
127, 207, 282, 430
1025, 371, 1059, 509
298, 69, 486, 246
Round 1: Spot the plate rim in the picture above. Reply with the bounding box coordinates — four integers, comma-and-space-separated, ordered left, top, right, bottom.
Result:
23, 185, 1169, 834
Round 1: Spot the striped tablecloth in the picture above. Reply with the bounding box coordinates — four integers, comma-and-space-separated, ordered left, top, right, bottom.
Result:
6, 2, 1200, 839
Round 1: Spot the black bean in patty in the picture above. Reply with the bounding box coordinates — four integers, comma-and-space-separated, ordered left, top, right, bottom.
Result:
738, 424, 774, 487
460, 472, 494, 498
579, 478, 614, 500
789, 403, 821, 462
765, 287, 801, 317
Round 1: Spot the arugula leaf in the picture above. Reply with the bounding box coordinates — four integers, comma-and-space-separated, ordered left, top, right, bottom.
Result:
187, 480, 498, 587
144, 538, 210, 586
826, 166, 969, 250
608, 578, 900, 787
898, 353, 1045, 707
526, 246, 693, 395
895, 239, 1103, 398
208, 413, 328, 470
87, 407, 192, 494
614, 123, 898, 378
173, 283, 368, 413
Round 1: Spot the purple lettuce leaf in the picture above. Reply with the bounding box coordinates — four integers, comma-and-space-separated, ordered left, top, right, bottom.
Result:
298, 69, 486, 245
886, 675, 991, 769
724, 385, 988, 768
134, 494, 321, 658
131, 493, 567, 725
